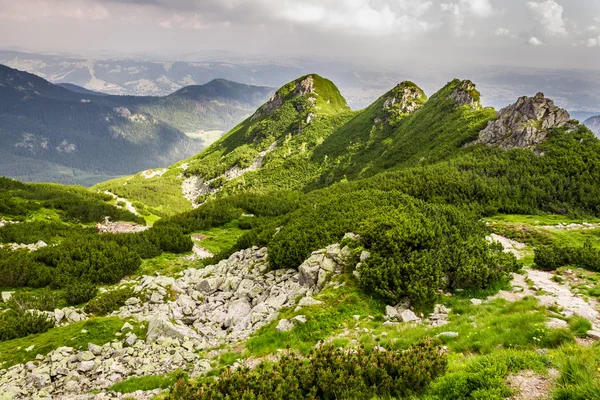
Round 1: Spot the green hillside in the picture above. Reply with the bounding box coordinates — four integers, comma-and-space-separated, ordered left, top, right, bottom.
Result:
0, 64, 273, 185
3, 73, 600, 399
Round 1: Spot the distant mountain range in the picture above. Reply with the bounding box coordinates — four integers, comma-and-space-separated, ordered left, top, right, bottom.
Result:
584, 115, 600, 137
1, 50, 599, 114
0, 64, 273, 185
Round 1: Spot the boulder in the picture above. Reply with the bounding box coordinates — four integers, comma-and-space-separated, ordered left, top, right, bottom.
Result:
399, 309, 421, 323
224, 299, 252, 328
276, 319, 294, 332
437, 332, 459, 338
546, 318, 568, 329
385, 306, 398, 319
145, 313, 200, 344
298, 297, 322, 307
470, 299, 483, 306
1, 291, 13, 303
292, 315, 307, 324
587, 330, 600, 341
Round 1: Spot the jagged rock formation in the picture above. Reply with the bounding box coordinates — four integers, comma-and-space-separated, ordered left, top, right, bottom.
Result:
375, 82, 427, 125
449, 80, 481, 110
475, 92, 571, 150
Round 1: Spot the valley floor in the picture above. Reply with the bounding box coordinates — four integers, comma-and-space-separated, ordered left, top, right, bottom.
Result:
1, 215, 600, 399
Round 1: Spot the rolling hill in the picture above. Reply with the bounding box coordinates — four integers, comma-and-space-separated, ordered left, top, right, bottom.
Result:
0, 64, 273, 185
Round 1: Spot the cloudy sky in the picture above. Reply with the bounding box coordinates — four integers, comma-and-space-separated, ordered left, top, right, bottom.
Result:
1, 0, 599, 69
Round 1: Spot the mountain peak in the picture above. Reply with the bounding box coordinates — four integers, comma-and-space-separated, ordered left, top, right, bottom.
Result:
474, 92, 572, 149
448, 79, 481, 110
251, 74, 349, 121
374, 81, 427, 125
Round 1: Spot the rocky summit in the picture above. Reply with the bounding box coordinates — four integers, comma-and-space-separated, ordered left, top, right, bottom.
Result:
475, 92, 571, 150
449, 80, 481, 110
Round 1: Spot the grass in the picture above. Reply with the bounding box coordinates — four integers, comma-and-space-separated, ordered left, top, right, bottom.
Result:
552, 345, 600, 399
246, 275, 385, 356
488, 214, 600, 226
108, 371, 180, 394
194, 221, 246, 254
0, 317, 145, 368
487, 214, 600, 249
138, 252, 197, 277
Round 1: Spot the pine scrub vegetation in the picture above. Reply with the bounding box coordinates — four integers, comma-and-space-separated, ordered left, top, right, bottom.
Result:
169, 339, 446, 400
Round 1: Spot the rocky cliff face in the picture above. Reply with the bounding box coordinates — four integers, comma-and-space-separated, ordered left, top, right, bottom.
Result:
374, 82, 426, 125
475, 92, 571, 150
449, 80, 480, 110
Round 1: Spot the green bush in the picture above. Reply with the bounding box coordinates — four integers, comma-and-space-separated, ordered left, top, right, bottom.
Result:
569, 316, 593, 338
535, 241, 600, 271
84, 287, 137, 316
6, 290, 58, 312
168, 339, 446, 399
0, 309, 55, 342
63, 281, 98, 306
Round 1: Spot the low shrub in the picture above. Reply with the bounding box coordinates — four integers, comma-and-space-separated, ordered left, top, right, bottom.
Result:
168, 339, 446, 399
84, 287, 137, 316
63, 281, 98, 306
535, 241, 600, 271
6, 290, 58, 312
569, 316, 593, 338
0, 309, 55, 342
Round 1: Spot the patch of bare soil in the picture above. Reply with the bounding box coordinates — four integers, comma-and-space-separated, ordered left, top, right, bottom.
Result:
507, 369, 559, 400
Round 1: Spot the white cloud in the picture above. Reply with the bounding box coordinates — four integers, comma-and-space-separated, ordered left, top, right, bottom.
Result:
528, 36, 543, 46
495, 27, 511, 37
270, 0, 438, 36
585, 37, 599, 47
0, 0, 109, 21
460, 0, 495, 17
527, 0, 568, 37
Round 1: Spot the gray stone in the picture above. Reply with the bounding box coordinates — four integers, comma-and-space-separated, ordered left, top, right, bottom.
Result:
125, 333, 137, 347
276, 319, 294, 332
298, 296, 322, 307
88, 343, 102, 356
587, 330, 600, 341
79, 351, 95, 361
292, 315, 307, 324
470, 299, 483, 306
546, 318, 568, 329
399, 309, 421, 323
145, 313, 200, 344
385, 305, 398, 319
121, 322, 134, 331
1, 291, 13, 303
224, 299, 252, 328
77, 360, 96, 372
437, 332, 459, 338
475, 92, 571, 150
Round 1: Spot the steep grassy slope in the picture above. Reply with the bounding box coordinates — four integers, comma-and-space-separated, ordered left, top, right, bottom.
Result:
0, 64, 273, 185
312, 79, 494, 185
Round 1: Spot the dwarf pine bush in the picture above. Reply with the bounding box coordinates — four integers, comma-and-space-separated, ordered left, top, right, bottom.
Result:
168, 339, 446, 400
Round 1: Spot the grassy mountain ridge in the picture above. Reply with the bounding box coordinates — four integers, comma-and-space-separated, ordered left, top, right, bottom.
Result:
0, 64, 274, 185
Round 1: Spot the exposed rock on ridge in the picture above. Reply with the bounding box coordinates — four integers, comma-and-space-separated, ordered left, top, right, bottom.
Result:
449, 80, 480, 110
475, 92, 571, 150
375, 82, 426, 125
251, 75, 316, 121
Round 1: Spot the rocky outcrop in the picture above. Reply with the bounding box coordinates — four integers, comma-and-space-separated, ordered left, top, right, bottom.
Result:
375, 82, 426, 125
449, 80, 480, 110
0, 332, 207, 399
475, 93, 571, 150
383, 83, 425, 114
298, 243, 353, 290
116, 245, 348, 348
251, 75, 316, 121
